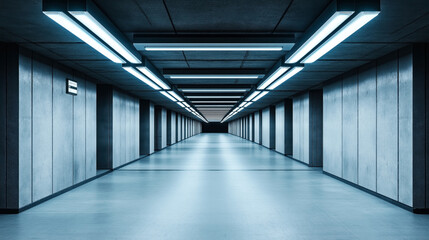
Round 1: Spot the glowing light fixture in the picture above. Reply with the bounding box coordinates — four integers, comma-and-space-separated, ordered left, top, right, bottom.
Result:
169, 91, 184, 101
122, 66, 161, 90
267, 67, 304, 90
286, 11, 353, 63
303, 11, 379, 63
137, 66, 170, 90
43, 11, 124, 63
145, 47, 283, 51
252, 91, 269, 101
245, 91, 261, 101
177, 102, 185, 107
181, 89, 248, 92
257, 66, 289, 90
160, 91, 177, 101
69, 11, 141, 64
166, 74, 261, 79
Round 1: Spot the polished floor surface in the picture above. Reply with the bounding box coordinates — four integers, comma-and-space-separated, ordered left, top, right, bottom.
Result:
1, 133, 429, 239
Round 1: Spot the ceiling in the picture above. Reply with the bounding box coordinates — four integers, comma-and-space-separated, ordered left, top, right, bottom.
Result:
1, 0, 429, 122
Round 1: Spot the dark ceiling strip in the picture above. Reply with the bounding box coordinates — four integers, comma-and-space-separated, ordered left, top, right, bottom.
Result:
182, 51, 191, 68
240, 51, 249, 68
272, 0, 294, 33
132, 0, 152, 26
162, 0, 177, 33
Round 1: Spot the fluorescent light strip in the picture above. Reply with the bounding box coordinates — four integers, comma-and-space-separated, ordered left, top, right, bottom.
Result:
177, 102, 185, 107
181, 89, 248, 93
44, 11, 124, 63
168, 91, 184, 101
145, 47, 283, 51
122, 67, 161, 90
186, 96, 242, 99
286, 11, 353, 63
239, 102, 246, 107
167, 74, 261, 79
244, 102, 253, 107
195, 105, 234, 107
252, 91, 269, 101
267, 67, 304, 90
191, 101, 237, 104
257, 66, 289, 90
160, 91, 177, 102
137, 66, 170, 90
303, 11, 379, 63
245, 91, 261, 101
185, 108, 192, 112
182, 102, 190, 108
69, 11, 141, 64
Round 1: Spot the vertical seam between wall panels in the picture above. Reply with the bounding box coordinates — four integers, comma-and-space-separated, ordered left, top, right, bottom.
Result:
376, 61, 378, 192
357, 71, 360, 185
30, 52, 33, 203
397, 51, 400, 201
5, 49, 8, 207
342, 78, 344, 178
51, 63, 53, 194
72, 74, 75, 183
84, 79, 86, 179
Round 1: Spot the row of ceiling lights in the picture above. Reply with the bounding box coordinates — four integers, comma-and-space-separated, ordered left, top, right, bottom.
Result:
221, 9, 379, 123
42, 2, 207, 123
43, 0, 379, 123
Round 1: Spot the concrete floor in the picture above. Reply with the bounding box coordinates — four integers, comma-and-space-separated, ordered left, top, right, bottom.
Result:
1, 133, 429, 240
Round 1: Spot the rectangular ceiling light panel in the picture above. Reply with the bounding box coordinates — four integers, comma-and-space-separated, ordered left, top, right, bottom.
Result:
44, 12, 124, 63
122, 66, 161, 90
285, 11, 353, 63
257, 66, 289, 90
186, 96, 242, 99
168, 91, 184, 101
245, 91, 261, 101
144, 47, 283, 51
252, 91, 269, 101
137, 66, 170, 90
69, 11, 141, 64
160, 91, 177, 101
303, 11, 379, 63
267, 67, 304, 90
181, 89, 248, 93
167, 74, 261, 79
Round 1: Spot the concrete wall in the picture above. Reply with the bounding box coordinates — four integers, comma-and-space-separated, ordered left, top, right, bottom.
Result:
0, 46, 97, 209
293, 91, 322, 166
168, 111, 176, 145
140, 100, 155, 155
261, 107, 271, 148
112, 90, 139, 169
155, 107, 167, 150
254, 111, 260, 144
322, 46, 427, 208
275, 102, 285, 154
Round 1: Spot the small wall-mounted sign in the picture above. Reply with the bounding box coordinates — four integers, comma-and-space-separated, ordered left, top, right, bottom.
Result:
66, 79, 78, 95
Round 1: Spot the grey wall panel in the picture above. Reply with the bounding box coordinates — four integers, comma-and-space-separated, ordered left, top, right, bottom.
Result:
162, 108, 167, 148
85, 80, 97, 178
261, 107, 270, 148
293, 93, 309, 164
17, 48, 32, 207
276, 102, 284, 153
309, 91, 323, 167
249, 113, 251, 142
269, 106, 276, 149
32, 55, 53, 201
376, 54, 398, 200
52, 66, 73, 193
284, 99, 293, 155
358, 63, 377, 191
0, 45, 6, 208
167, 110, 172, 145
5, 45, 19, 209
398, 49, 413, 206
73, 75, 86, 182
177, 114, 181, 141
254, 111, 260, 144
323, 81, 342, 177
342, 74, 358, 183
97, 86, 113, 169
112, 91, 121, 167
149, 103, 154, 153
